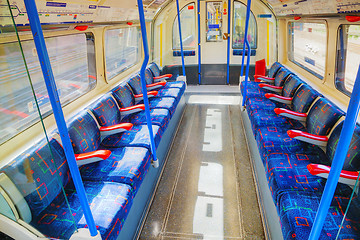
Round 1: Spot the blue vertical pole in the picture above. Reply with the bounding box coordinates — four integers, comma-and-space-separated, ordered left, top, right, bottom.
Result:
242, 40, 251, 106
226, 0, 231, 85
197, 0, 201, 85
240, 0, 252, 106
309, 64, 360, 240
176, 0, 186, 76
137, 0, 158, 164
23, 0, 97, 236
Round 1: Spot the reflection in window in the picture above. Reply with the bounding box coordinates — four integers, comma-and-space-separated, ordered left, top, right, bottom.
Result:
336, 25, 360, 96
232, 1, 257, 49
289, 22, 326, 79
173, 3, 196, 50
105, 27, 141, 80
0, 33, 96, 145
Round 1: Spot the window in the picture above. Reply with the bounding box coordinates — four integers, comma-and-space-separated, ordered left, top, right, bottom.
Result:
0, 33, 96, 145
105, 27, 141, 80
335, 25, 360, 96
289, 22, 327, 79
232, 1, 257, 49
173, 3, 196, 50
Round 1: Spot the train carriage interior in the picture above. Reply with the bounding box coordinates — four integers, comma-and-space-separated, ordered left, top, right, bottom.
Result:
0, 0, 360, 239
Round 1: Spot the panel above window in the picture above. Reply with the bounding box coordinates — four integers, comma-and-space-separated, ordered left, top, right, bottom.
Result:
173, 3, 196, 50
335, 25, 360, 96
104, 27, 141, 80
288, 22, 327, 79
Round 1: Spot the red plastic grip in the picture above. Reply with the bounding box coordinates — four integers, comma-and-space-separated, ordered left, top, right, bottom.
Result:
307, 164, 359, 180
153, 74, 172, 80
120, 104, 145, 112
100, 123, 133, 132
274, 108, 307, 117
287, 130, 328, 141
259, 84, 282, 90
147, 82, 166, 88
75, 150, 111, 161
265, 93, 292, 101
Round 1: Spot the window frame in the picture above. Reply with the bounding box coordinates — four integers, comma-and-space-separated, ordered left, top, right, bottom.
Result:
103, 26, 141, 82
288, 20, 328, 80
0, 31, 96, 146
172, 2, 196, 50
232, 0, 258, 50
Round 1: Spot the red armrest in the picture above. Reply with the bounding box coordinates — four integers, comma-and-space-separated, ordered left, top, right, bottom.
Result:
134, 91, 158, 101
274, 108, 307, 121
147, 81, 166, 91
307, 164, 359, 185
153, 74, 172, 80
259, 83, 282, 93
75, 150, 111, 166
120, 104, 145, 114
287, 130, 328, 146
256, 76, 275, 83
100, 123, 133, 138
254, 74, 265, 82
265, 93, 292, 104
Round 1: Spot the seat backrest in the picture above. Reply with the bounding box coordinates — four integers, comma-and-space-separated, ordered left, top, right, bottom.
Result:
88, 93, 121, 126
327, 122, 360, 171
1, 138, 69, 218
291, 84, 322, 113
306, 97, 344, 136
274, 67, 293, 87
145, 68, 154, 85
281, 75, 303, 98
128, 74, 144, 95
112, 81, 136, 108
268, 62, 283, 78
68, 111, 101, 154
148, 62, 161, 77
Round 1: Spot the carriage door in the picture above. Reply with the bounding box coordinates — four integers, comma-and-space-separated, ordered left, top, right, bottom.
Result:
201, 1, 229, 84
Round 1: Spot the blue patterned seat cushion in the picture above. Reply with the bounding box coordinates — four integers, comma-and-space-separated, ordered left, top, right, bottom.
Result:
242, 86, 271, 99
246, 97, 289, 116
122, 108, 170, 132
279, 191, 360, 240
101, 125, 162, 150
156, 87, 182, 100
164, 81, 186, 96
249, 111, 304, 133
240, 81, 262, 93
265, 152, 352, 205
255, 125, 316, 161
31, 181, 133, 240
140, 97, 178, 116
80, 147, 151, 194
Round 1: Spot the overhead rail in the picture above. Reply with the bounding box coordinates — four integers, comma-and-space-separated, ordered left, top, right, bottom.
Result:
226, 0, 231, 85
137, 0, 159, 168
240, 0, 252, 106
309, 64, 360, 239
176, 0, 186, 77
197, 0, 201, 85
23, 0, 98, 237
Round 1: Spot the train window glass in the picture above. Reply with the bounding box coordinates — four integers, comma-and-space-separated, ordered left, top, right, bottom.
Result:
335, 25, 360, 96
0, 33, 96, 145
232, 1, 257, 49
105, 27, 141, 80
172, 3, 196, 50
288, 22, 326, 79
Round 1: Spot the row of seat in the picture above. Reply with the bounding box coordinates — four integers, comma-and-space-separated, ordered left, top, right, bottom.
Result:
0, 63, 185, 239
241, 62, 360, 239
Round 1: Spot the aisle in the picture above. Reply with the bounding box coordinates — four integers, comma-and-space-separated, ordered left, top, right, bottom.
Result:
139, 95, 264, 240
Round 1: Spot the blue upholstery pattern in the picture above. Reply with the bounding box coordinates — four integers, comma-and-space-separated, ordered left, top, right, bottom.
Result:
123, 108, 170, 132
246, 97, 289, 116
327, 122, 360, 171
256, 125, 316, 160
32, 181, 133, 240
80, 147, 151, 194
242, 86, 271, 99
265, 152, 352, 204
281, 75, 303, 98
112, 82, 136, 108
101, 125, 162, 150
127, 75, 143, 96
157, 87, 182, 100
140, 97, 178, 116
268, 62, 284, 78
148, 62, 161, 77
173, 50, 196, 56
292, 85, 321, 113
274, 67, 293, 87
279, 191, 360, 240
89, 93, 121, 126
68, 112, 101, 154
306, 98, 344, 136
145, 68, 154, 85
1, 138, 69, 216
